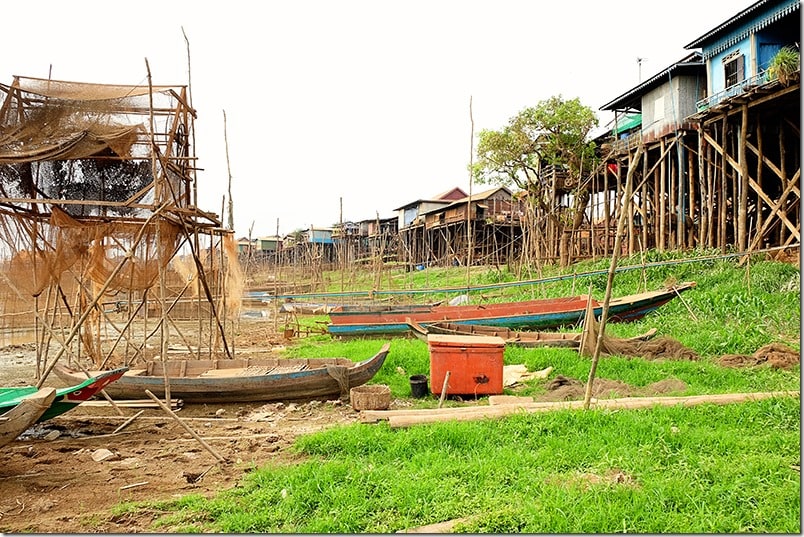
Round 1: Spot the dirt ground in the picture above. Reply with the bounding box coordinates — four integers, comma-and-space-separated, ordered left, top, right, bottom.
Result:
0, 322, 370, 533
0, 323, 798, 533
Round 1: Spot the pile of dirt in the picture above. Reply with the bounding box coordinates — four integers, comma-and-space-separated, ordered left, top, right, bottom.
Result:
717, 342, 800, 369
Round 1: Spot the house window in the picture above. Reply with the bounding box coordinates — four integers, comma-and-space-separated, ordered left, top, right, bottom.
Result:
653, 96, 665, 120
723, 50, 745, 88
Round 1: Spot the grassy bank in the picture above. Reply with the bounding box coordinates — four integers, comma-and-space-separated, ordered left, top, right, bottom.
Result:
125, 252, 800, 532
151, 398, 799, 533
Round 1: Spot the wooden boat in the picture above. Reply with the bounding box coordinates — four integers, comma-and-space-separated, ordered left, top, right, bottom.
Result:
327, 282, 696, 337
0, 387, 56, 448
0, 367, 128, 423
408, 319, 582, 347
53, 343, 391, 404
408, 319, 658, 348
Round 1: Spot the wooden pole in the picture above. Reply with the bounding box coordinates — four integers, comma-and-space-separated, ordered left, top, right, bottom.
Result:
438, 371, 451, 409
720, 115, 728, 251
145, 389, 225, 463
659, 139, 666, 251
34, 202, 171, 388
223, 109, 234, 232
145, 58, 172, 406
737, 104, 749, 252
756, 116, 764, 237
583, 144, 643, 410
466, 95, 474, 288
112, 410, 146, 435
376, 391, 799, 428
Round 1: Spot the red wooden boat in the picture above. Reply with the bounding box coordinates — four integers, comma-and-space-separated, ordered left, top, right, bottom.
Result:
327, 282, 695, 337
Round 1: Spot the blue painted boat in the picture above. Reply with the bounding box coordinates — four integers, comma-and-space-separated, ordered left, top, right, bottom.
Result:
327, 282, 696, 337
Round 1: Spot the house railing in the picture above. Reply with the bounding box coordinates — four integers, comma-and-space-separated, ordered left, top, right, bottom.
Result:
609, 130, 642, 154
696, 69, 783, 111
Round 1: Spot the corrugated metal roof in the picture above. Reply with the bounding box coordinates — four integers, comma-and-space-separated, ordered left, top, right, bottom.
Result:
685, 0, 800, 58
600, 52, 703, 112
419, 186, 516, 215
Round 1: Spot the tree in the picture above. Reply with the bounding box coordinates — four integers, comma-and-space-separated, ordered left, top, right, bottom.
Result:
472, 95, 599, 265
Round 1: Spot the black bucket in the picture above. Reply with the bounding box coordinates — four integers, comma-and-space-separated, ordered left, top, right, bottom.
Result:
409, 374, 429, 398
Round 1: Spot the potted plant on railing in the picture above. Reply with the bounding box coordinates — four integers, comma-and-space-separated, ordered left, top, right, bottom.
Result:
767, 46, 800, 86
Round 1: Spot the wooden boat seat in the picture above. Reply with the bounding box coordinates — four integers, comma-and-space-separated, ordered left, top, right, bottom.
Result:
125, 369, 147, 377
200, 368, 248, 378
199, 364, 309, 377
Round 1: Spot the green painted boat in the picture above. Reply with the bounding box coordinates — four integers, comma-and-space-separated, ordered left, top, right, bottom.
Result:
0, 387, 56, 448
0, 367, 128, 423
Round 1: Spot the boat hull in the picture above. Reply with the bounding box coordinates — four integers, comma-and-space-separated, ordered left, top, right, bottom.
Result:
327, 283, 695, 337
410, 320, 582, 348
0, 388, 56, 448
0, 367, 129, 422
53, 344, 390, 404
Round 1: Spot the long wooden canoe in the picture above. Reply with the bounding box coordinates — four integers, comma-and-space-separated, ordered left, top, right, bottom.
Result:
0, 367, 129, 423
53, 344, 391, 404
327, 282, 696, 337
408, 319, 659, 349
0, 387, 56, 448
407, 319, 584, 348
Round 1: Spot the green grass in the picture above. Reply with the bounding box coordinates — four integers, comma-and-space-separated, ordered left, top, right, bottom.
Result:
127, 253, 801, 532
147, 398, 800, 533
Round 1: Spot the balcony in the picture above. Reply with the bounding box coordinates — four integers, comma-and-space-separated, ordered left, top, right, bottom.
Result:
695, 67, 801, 111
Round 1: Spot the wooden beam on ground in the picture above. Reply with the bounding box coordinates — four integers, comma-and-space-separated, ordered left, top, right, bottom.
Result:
360, 391, 799, 428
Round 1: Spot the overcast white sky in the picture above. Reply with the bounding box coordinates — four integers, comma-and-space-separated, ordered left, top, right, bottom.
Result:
3, 0, 751, 237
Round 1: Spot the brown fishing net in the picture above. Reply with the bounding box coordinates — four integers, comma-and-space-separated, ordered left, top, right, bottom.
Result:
7, 207, 182, 296
579, 301, 700, 360
0, 76, 191, 216
0, 76, 241, 369
718, 343, 800, 369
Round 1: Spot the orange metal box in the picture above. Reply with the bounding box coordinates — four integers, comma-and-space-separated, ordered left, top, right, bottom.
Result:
427, 333, 505, 396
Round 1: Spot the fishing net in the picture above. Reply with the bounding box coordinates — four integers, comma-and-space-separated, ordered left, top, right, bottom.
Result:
5, 206, 181, 297
0, 76, 241, 368
579, 301, 700, 360
0, 76, 191, 217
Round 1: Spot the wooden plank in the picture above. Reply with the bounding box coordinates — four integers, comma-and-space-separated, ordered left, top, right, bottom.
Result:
365, 391, 800, 428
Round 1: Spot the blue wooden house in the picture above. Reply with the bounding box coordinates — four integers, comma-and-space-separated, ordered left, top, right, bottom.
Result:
687, 0, 800, 110
594, 0, 799, 257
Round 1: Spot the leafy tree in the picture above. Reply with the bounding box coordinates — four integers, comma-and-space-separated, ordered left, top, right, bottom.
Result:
471, 96, 599, 264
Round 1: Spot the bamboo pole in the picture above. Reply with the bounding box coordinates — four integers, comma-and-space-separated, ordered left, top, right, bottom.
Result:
144, 389, 225, 463
0, 271, 124, 415
466, 95, 474, 286
583, 144, 643, 410
147, 58, 172, 406
756, 116, 764, 236
34, 202, 171, 388
720, 115, 728, 251
112, 410, 146, 435
659, 139, 667, 251
437, 371, 451, 409
737, 104, 749, 252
